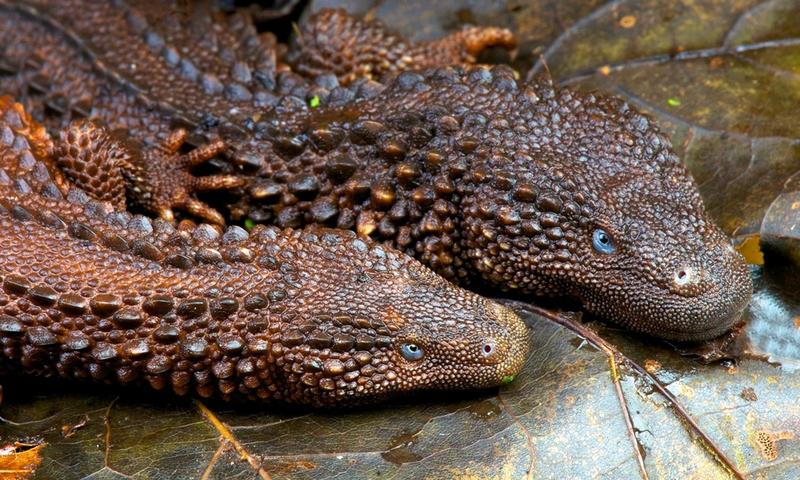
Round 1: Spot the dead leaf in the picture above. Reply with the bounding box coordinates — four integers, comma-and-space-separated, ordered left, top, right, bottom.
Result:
0, 443, 44, 480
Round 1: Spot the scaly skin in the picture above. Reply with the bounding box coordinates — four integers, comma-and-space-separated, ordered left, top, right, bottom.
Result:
0, 1, 513, 223
237, 67, 753, 341
0, 98, 528, 406
0, 1, 752, 340
285, 8, 517, 84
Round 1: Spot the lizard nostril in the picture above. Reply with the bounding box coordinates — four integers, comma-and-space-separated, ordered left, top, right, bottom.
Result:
674, 267, 694, 286
481, 341, 496, 358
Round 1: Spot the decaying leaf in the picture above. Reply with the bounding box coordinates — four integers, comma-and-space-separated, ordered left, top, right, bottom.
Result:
0, 443, 45, 480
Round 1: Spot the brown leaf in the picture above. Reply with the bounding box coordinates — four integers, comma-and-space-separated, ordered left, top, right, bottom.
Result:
0, 443, 45, 480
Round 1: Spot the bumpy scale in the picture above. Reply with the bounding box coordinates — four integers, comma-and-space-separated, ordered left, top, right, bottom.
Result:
0, 1, 752, 340
285, 8, 517, 84
0, 98, 529, 406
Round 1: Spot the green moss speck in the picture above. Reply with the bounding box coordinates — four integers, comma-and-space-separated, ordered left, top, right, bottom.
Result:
667, 97, 681, 107
309, 95, 321, 108
244, 219, 256, 231
501, 375, 515, 384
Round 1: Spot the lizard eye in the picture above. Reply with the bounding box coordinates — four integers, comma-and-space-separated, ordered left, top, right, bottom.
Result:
400, 343, 424, 361
481, 341, 495, 357
592, 228, 616, 254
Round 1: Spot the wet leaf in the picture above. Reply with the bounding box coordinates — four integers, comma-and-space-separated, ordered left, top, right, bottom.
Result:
761, 170, 800, 266
3, 0, 800, 479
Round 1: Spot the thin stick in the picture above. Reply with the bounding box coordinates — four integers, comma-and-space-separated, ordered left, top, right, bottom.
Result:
608, 351, 649, 480
504, 300, 746, 480
194, 399, 272, 480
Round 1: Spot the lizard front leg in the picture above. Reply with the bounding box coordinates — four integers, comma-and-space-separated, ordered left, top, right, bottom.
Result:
55, 121, 245, 225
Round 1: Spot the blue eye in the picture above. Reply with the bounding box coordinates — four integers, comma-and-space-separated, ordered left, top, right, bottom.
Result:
400, 343, 424, 361
592, 229, 616, 254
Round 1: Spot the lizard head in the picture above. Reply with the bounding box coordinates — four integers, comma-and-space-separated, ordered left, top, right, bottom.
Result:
276, 228, 529, 407
570, 167, 753, 341
378, 270, 529, 394
455, 69, 753, 341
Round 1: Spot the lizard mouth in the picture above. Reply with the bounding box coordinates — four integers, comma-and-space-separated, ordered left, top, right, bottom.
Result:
497, 307, 529, 379
652, 308, 748, 342
579, 250, 753, 341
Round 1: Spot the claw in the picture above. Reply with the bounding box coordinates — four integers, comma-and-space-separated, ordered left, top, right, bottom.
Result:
193, 174, 247, 192
458, 26, 518, 58
160, 128, 226, 168
53, 121, 243, 226
182, 138, 227, 168
180, 197, 226, 226
137, 133, 240, 226
163, 128, 189, 153
286, 10, 518, 84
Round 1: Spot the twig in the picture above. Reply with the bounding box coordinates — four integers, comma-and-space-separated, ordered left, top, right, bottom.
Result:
194, 399, 272, 480
608, 351, 649, 479
504, 300, 746, 480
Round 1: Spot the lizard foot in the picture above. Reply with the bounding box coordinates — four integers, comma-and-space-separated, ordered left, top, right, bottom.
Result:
286, 8, 517, 84
56, 122, 245, 225
139, 128, 246, 225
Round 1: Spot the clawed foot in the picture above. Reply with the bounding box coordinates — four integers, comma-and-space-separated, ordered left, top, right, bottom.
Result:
57, 121, 245, 225
287, 8, 517, 84
140, 129, 245, 225
439, 26, 518, 63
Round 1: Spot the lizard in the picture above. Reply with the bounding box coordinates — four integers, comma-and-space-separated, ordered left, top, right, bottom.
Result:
0, 97, 529, 406
0, 1, 753, 341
